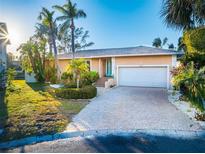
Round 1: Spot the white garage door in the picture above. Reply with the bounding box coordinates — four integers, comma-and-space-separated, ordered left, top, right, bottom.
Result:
118, 66, 168, 88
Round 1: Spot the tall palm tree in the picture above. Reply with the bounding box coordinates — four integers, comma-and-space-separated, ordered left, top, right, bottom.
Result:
38, 7, 59, 71
162, 37, 168, 46
160, 0, 205, 30
53, 0, 86, 59
152, 38, 162, 48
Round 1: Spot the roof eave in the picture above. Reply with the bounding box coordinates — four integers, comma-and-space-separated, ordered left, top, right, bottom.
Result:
58, 52, 184, 60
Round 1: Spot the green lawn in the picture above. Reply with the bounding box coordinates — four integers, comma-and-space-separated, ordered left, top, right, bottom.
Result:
0, 80, 88, 142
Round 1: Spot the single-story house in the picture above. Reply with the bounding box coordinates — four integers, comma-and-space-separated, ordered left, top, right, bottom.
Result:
58, 46, 183, 89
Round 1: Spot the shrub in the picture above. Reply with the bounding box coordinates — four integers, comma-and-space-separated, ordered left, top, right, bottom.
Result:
64, 82, 81, 88
183, 27, 205, 54
195, 113, 205, 121
81, 71, 99, 86
45, 65, 57, 84
172, 62, 205, 111
55, 85, 97, 99
61, 72, 73, 84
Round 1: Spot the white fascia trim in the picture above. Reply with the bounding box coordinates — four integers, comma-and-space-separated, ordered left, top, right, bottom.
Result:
90, 59, 92, 71
172, 55, 177, 67
116, 65, 170, 89
58, 53, 175, 60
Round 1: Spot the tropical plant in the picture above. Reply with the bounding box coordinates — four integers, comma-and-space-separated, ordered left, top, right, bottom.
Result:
162, 37, 168, 46
172, 63, 205, 111
18, 40, 45, 82
81, 71, 99, 86
38, 7, 59, 73
152, 37, 171, 48
66, 59, 89, 88
183, 27, 205, 54
168, 43, 175, 49
6, 68, 18, 92
58, 27, 94, 53
160, 0, 205, 30
177, 37, 186, 51
53, 0, 87, 59
152, 37, 162, 48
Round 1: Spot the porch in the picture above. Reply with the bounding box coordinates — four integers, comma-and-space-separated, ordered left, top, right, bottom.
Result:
91, 57, 115, 87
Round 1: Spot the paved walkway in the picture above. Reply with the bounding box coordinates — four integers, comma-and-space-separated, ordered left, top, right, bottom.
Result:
4, 130, 205, 152
67, 87, 201, 131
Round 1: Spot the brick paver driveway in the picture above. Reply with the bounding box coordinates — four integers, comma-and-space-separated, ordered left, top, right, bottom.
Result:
67, 87, 201, 131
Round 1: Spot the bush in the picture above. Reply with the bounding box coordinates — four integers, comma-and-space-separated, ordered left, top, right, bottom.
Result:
45, 66, 57, 84
195, 113, 205, 121
172, 63, 205, 111
183, 27, 205, 54
61, 72, 73, 84
64, 82, 81, 88
81, 71, 99, 86
55, 85, 97, 99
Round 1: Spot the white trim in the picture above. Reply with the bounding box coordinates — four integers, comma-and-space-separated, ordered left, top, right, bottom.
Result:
58, 53, 177, 60
172, 55, 177, 67
90, 59, 92, 71
116, 65, 170, 89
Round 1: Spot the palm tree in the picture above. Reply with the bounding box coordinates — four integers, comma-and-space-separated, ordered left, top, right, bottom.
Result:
162, 37, 168, 46
168, 43, 175, 49
152, 38, 162, 48
38, 7, 59, 71
160, 0, 205, 30
35, 23, 53, 55
53, 0, 86, 59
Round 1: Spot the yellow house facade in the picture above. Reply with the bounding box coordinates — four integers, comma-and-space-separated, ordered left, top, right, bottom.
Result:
58, 46, 182, 89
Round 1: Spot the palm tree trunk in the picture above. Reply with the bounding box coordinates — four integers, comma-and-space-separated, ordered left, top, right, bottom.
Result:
70, 18, 75, 60
51, 34, 60, 78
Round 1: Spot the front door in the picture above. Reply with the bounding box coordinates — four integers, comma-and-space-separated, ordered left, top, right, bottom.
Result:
106, 58, 112, 77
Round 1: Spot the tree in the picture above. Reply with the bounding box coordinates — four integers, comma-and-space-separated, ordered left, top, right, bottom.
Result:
53, 0, 87, 59
18, 40, 45, 82
58, 27, 94, 53
168, 43, 175, 49
177, 37, 185, 51
38, 7, 59, 73
66, 59, 89, 88
152, 37, 162, 48
160, 0, 205, 30
162, 37, 168, 46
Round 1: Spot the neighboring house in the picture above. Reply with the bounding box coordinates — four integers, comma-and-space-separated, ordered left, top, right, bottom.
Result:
0, 22, 10, 69
58, 46, 183, 89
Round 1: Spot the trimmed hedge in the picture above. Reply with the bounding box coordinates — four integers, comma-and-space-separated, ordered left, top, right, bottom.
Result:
55, 85, 97, 99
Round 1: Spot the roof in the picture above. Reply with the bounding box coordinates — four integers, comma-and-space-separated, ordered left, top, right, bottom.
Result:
0, 22, 10, 45
58, 46, 184, 59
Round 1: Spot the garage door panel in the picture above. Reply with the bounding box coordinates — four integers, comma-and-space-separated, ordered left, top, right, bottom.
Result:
118, 67, 167, 88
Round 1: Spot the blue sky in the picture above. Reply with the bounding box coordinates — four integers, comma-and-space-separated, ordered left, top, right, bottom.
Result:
0, 0, 182, 54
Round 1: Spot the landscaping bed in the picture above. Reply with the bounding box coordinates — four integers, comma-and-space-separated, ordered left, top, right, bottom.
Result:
168, 90, 205, 129
0, 80, 88, 142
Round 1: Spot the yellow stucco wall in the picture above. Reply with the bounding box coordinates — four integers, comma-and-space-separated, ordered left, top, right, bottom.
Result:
58, 55, 172, 76
115, 55, 172, 66
58, 59, 70, 73
90, 58, 99, 72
